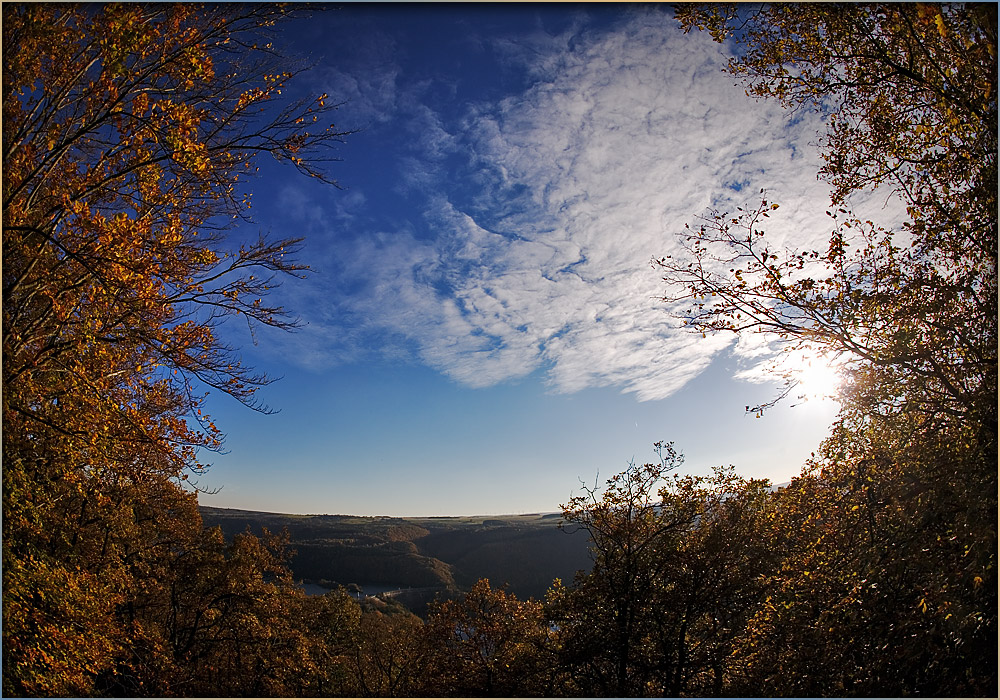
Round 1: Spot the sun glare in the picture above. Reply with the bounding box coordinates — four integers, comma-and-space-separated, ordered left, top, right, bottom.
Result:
791, 352, 845, 405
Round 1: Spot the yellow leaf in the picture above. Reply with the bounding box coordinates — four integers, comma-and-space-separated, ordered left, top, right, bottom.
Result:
934, 13, 947, 38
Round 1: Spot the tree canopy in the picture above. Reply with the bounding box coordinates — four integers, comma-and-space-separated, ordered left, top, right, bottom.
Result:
657, 3, 996, 693
663, 2, 996, 424
2, 4, 349, 694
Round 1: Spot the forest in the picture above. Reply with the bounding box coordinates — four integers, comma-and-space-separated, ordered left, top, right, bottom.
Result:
198, 507, 594, 604
2, 3, 996, 697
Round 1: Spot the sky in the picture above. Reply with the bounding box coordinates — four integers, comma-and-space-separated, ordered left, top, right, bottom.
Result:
196, 4, 899, 517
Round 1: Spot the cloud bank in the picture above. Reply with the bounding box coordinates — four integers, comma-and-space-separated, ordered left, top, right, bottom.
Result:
272, 9, 879, 401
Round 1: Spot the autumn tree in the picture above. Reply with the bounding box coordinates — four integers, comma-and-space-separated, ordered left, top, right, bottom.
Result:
658, 3, 997, 694
91, 524, 306, 696
662, 3, 996, 423
653, 468, 775, 696
729, 434, 995, 696
550, 444, 774, 696
3, 4, 349, 694
419, 579, 558, 697
347, 608, 427, 697
551, 443, 689, 697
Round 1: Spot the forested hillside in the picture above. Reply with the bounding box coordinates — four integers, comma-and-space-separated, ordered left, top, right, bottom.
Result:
199, 507, 592, 604
3, 3, 994, 697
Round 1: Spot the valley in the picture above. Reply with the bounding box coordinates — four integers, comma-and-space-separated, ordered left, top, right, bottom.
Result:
199, 506, 594, 611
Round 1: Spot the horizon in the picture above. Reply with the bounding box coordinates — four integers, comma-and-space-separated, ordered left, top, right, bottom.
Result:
199, 503, 564, 519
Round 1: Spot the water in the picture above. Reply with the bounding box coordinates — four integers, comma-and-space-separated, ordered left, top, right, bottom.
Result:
300, 582, 334, 596
299, 582, 408, 597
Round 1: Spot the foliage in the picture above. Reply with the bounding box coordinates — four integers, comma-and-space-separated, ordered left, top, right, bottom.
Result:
347, 609, 427, 697
553, 443, 690, 696
662, 2, 995, 419
2, 3, 348, 694
730, 420, 996, 696
658, 3, 997, 695
420, 579, 558, 697
551, 444, 774, 697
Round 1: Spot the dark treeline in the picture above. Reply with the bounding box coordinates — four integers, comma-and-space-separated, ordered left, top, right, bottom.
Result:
8, 440, 995, 696
3, 3, 995, 697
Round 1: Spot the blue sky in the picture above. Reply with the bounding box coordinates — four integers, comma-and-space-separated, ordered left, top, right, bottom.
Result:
196, 5, 896, 517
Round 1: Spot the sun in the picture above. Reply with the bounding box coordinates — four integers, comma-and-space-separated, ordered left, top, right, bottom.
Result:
791, 351, 845, 405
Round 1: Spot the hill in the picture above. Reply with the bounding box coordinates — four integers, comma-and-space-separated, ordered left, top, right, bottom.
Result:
199, 507, 593, 606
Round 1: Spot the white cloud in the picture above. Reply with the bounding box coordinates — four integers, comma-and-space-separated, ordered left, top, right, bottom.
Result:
312, 31, 401, 130
268, 8, 903, 401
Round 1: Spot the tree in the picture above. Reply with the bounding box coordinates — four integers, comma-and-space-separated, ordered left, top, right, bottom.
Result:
348, 609, 427, 698
659, 4, 997, 694
550, 444, 774, 696
420, 579, 557, 697
552, 443, 690, 697
3, 4, 349, 694
662, 3, 996, 423
730, 431, 995, 696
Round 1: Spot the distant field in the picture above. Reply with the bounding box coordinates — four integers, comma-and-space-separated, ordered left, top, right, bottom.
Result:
200, 506, 593, 605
